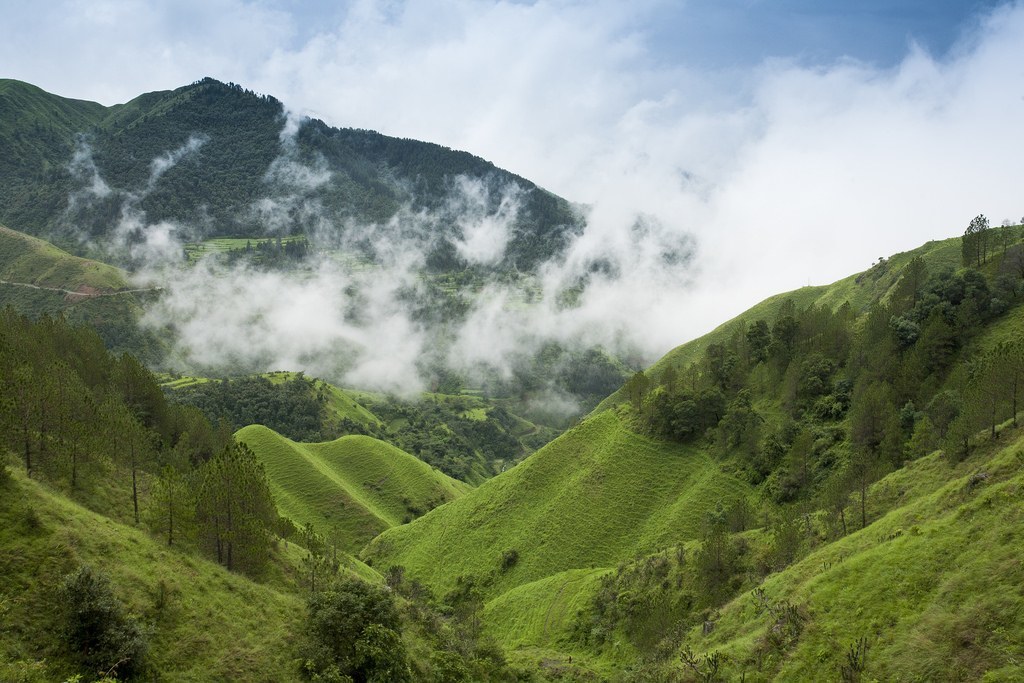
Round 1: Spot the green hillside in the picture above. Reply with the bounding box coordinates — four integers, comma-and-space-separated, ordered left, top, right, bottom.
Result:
236, 425, 470, 554
0, 467, 305, 682
595, 235, 966, 414
363, 409, 752, 599
0, 223, 164, 360
670, 425, 1024, 680
169, 372, 557, 484
359, 224, 1024, 679
0, 223, 127, 292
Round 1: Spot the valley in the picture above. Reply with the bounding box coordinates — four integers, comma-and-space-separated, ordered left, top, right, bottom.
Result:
1, 75, 1023, 683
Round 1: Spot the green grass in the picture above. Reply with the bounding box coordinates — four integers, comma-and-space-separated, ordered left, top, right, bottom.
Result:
236, 425, 470, 554
677, 428, 1024, 681
184, 236, 306, 262
362, 409, 752, 600
0, 466, 304, 682
0, 224, 126, 292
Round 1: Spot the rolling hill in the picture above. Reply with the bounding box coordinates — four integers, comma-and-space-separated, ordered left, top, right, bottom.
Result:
236, 425, 471, 554
362, 409, 753, 600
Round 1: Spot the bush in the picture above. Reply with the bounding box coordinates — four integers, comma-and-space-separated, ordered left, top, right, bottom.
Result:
302, 577, 406, 682
60, 565, 147, 680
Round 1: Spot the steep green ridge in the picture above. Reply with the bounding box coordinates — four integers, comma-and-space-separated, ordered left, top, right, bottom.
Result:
0, 78, 580, 272
594, 236, 964, 414
362, 409, 752, 599
0, 468, 304, 682
236, 425, 470, 554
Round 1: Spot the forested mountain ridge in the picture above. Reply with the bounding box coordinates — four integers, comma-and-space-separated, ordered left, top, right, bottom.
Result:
0, 77, 581, 271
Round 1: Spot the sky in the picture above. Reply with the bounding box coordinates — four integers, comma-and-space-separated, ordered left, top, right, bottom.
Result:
2, 0, 1024, 364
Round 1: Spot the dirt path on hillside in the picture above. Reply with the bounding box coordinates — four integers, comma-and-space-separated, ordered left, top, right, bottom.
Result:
0, 279, 161, 298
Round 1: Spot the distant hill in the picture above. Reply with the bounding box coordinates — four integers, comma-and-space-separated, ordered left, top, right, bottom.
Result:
236, 424, 470, 554
0, 77, 581, 272
0, 222, 162, 359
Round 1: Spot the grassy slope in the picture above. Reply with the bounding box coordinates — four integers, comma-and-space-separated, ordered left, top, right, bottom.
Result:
0, 467, 303, 682
594, 236, 963, 414
481, 567, 613, 675
362, 409, 752, 600
683, 427, 1024, 681
237, 425, 469, 554
0, 223, 126, 291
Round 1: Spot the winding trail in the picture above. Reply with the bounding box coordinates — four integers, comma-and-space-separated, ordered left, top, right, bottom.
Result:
0, 279, 161, 298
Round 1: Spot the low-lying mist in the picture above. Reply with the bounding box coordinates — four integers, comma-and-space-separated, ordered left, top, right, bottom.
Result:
64, 120, 696, 411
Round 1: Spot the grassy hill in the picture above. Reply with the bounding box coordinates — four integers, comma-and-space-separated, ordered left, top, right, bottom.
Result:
0, 223, 163, 360
236, 425, 470, 554
0, 223, 127, 292
362, 409, 752, 600
0, 466, 305, 682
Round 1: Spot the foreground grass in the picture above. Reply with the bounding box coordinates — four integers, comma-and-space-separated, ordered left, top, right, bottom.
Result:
676, 429, 1024, 681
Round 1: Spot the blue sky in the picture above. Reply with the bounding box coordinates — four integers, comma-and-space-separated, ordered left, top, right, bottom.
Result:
1, 0, 1022, 344
645, 0, 1003, 67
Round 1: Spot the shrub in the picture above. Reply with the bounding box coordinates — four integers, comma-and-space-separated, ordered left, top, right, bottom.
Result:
302, 577, 405, 682
60, 565, 147, 680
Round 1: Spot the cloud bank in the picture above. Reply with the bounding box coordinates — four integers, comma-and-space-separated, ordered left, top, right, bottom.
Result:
12, 1, 1024, 387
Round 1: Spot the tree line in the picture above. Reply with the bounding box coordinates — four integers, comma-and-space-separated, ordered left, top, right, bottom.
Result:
627, 217, 1024, 529
0, 309, 278, 575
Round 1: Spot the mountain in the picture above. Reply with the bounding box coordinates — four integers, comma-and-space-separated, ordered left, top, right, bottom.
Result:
0, 78, 581, 272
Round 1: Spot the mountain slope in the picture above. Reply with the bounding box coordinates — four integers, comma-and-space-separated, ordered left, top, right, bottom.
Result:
362, 409, 752, 600
679, 426, 1024, 681
0, 78, 581, 271
595, 235, 965, 414
0, 222, 161, 359
0, 467, 304, 682
236, 424, 470, 553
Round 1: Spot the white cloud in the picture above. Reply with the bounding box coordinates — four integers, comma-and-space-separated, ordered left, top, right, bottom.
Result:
7, 0, 1024, 369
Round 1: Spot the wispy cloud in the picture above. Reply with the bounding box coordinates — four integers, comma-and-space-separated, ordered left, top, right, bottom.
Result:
13, 1, 1024, 368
